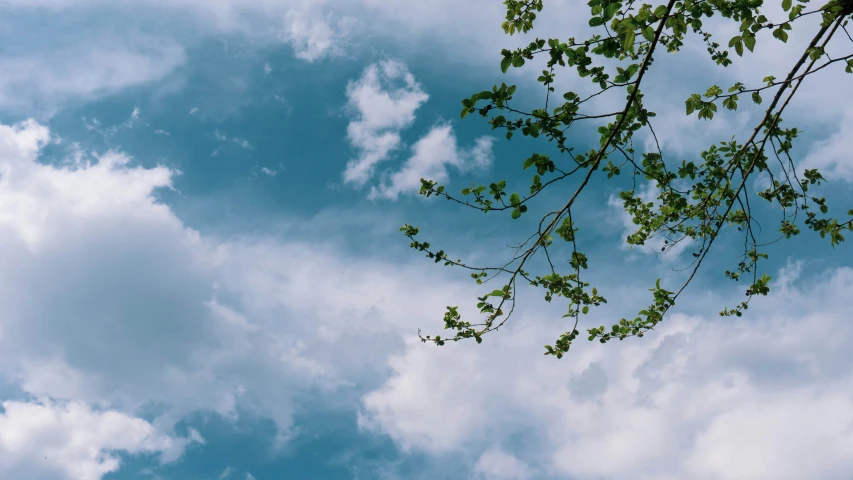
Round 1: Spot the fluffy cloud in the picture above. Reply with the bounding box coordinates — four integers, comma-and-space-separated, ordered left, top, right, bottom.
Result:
360, 262, 853, 479
0, 0, 352, 114
0, 400, 198, 480
3, 0, 849, 129
0, 119, 480, 477
369, 125, 494, 200
282, 6, 353, 62
0, 0, 506, 65
473, 447, 533, 480
801, 107, 853, 183
0, 36, 185, 116
0, 110, 849, 480
343, 60, 429, 186
344, 60, 494, 198
0, 0, 495, 115
0, 2, 848, 480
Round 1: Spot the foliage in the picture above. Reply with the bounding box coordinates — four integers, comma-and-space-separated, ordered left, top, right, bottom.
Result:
404, 0, 853, 358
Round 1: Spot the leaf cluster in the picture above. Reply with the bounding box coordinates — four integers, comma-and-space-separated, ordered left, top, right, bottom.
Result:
405, 0, 853, 358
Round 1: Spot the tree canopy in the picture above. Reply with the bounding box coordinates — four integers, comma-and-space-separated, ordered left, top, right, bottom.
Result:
403, 0, 853, 358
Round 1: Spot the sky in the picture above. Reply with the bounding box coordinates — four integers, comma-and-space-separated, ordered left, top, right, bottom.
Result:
0, 1, 851, 479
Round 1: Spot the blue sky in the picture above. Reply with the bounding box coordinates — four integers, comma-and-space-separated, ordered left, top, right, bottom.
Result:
0, 1, 852, 480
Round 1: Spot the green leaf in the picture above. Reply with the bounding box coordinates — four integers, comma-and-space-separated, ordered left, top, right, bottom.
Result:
809, 47, 823, 60
743, 33, 756, 52
603, 2, 620, 19
501, 57, 512, 73
511, 56, 525, 68
589, 16, 605, 27
582, 306, 590, 314
510, 192, 521, 206
623, 31, 636, 52
475, 91, 493, 101
773, 28, 789, 43
782, 0, 792, 11
511, 209, 522, 219
642, 26, 656, 42
653, 5, 668, 18
735, 40, 743, 56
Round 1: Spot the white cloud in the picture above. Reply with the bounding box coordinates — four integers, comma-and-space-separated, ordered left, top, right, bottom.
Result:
0, 0, 499, 67
81, 106, 147, 142
0, 119, 480, 476
343, 61, 494, 199
233, 137, 252, 150
281, 7, 352, 62
684, 394, 853, 480
343, 60, 429, 186
369, 125, 494, 200
0, 400, 196, 480
360, 264, 853, 479
213, 130, 253, 150
800, 107, 853, 183
0, 113, 850, 480
359, 343, 488, 453
474, 447, 533, 480
639, 93, 754, 158
0, 35, 185, 115
2, 0, 848, 140
722, 6, 853, 125
0, 121, 174, 250
0, 0, 356, 114
0, 3, 849, 477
